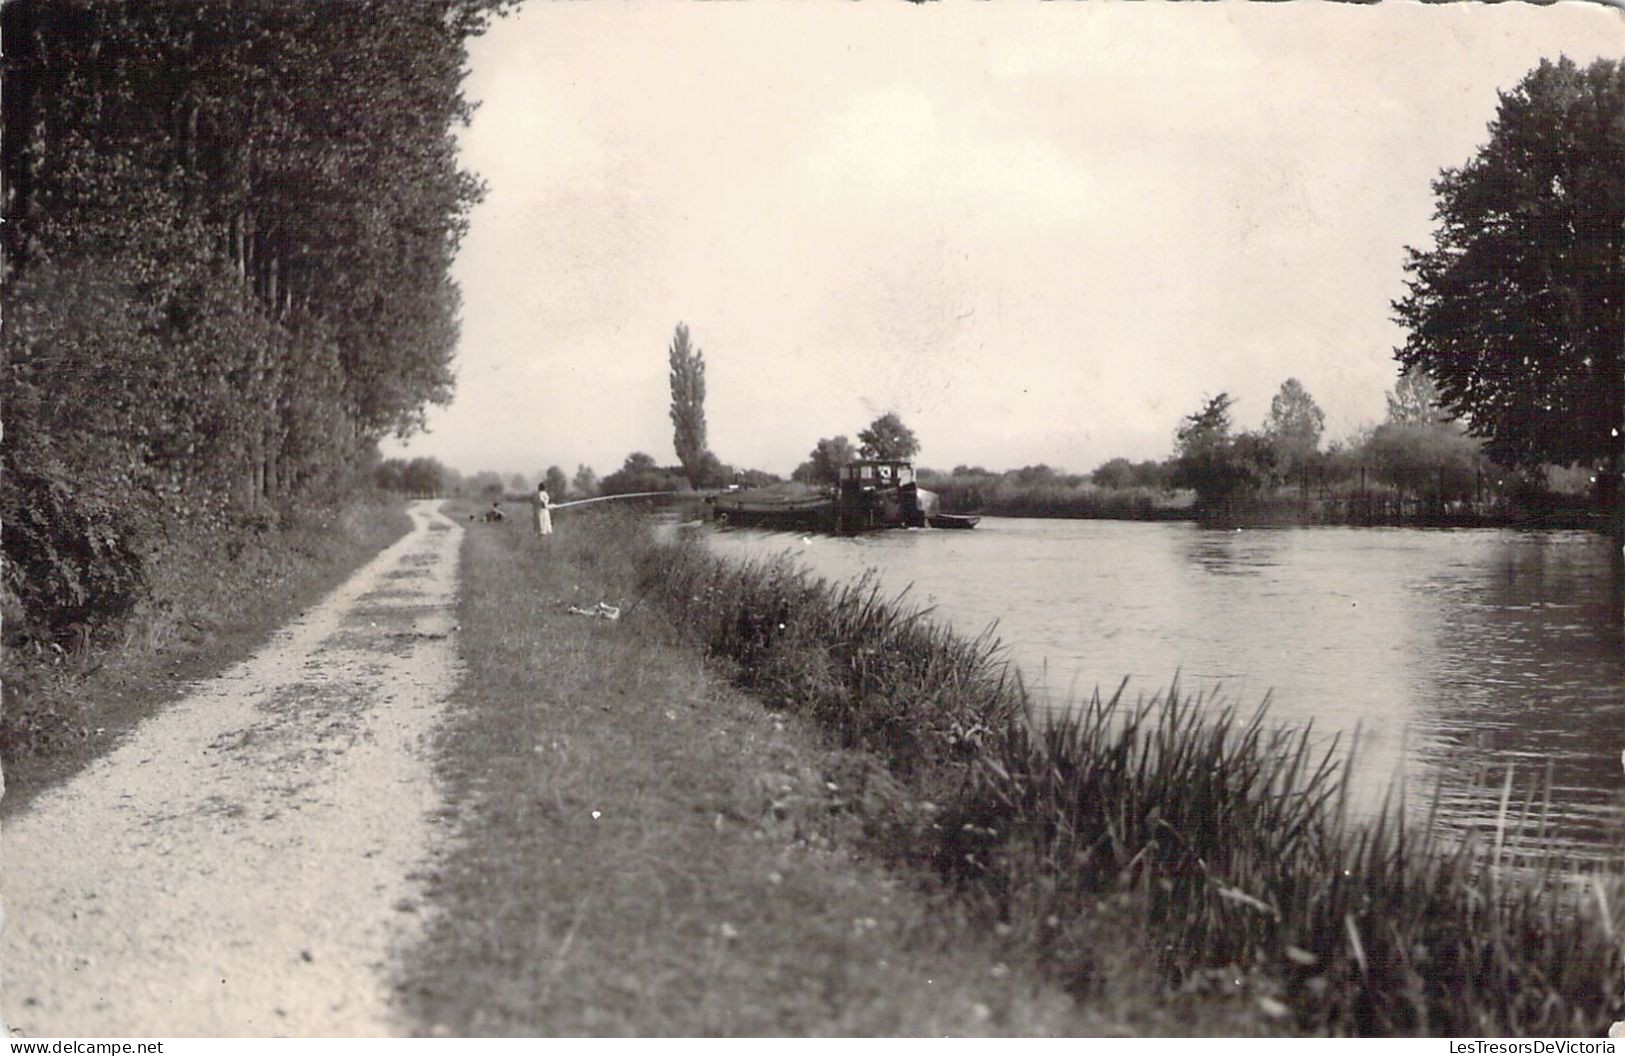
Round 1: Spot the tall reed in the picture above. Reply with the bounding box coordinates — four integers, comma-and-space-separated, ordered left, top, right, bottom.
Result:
580, 514, 1625, 1035
954, 689, 1624, 1034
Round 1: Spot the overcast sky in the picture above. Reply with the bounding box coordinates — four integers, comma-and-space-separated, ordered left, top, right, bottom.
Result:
382, 1, 1625, 482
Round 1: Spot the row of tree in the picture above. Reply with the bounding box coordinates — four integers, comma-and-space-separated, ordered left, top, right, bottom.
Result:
1167, 373, 1493, 512
919, 366, 1583, 522
374, 458, 599, 502
654, 351, 1523, 519
3, 1, 509, 633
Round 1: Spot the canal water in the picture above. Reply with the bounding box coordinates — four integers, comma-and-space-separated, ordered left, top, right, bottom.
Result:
698, 518, 1625, 854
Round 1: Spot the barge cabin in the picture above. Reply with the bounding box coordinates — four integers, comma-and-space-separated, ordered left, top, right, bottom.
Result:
835, 459, 939, 531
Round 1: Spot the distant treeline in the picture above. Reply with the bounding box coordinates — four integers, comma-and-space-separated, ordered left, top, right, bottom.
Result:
376, 452, 783, 503
922, 374, 1605, 525
2, 1, 508, 639
919, 453, 1596, 526
920, 464, 1192, 521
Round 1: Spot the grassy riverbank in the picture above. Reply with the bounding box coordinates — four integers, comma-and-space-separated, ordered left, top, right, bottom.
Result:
609, 511, 1621, 1036
0, 498, 412, 810
402, 503, 1282, 1036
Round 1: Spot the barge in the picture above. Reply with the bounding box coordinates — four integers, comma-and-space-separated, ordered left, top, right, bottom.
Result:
706, 459, 973, 533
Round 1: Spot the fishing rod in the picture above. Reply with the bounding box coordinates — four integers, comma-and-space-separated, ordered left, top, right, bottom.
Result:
548, 490, 714, 510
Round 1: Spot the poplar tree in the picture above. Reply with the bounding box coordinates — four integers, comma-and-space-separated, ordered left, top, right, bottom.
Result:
667, 323, 710, 486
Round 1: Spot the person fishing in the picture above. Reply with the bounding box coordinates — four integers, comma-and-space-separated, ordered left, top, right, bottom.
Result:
532, 480, 553, 538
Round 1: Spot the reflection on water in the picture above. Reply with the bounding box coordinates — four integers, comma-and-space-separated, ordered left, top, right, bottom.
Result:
700, 519, 1625, 855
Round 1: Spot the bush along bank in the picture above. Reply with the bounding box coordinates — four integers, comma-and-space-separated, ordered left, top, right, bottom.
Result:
623, 520, 1625, 1036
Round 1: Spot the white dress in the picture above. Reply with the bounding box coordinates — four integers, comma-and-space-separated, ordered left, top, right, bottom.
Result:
534, 490, 553, 535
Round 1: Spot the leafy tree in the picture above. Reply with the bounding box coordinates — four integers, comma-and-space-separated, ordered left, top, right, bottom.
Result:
1361, 369, 1487, 505
544, 466, 570, 501
1386, 366, 1450, 425
1174, 394, 1234, 459
667, 323, 710, 486
1092, 457, 1136, 489
402, 457, 447, 497
1091, 458, 1169, 491
572, 464, 600, 498
1393, 57, 1624, 518
1229, 432, 1281, 495
1172, 394, 1276, 508
792, 436, 857, 485
439, 465, 466, 496
1262, 377, 1325, 475
691, 450, 729, 489
375, 459, 408, 493
857, 413, 920, 461
5, 1, 496, 467
1132, 459, 1174, 490
1364, 422, 1484, 503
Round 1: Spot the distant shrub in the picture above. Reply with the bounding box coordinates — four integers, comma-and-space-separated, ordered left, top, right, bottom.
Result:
600, 453, 691, 496
1362, 421, 1482, 500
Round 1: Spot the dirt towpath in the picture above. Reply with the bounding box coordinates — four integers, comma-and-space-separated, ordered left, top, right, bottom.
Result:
2, 501, 462, 1037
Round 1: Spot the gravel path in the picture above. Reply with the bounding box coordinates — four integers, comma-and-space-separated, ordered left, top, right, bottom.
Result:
2, 501, 463, 1037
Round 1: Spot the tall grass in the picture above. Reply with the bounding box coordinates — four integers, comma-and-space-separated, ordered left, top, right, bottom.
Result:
641, 555, 1020, 776
568, 511, 1625, 1035
958, 692, 1624, 1035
